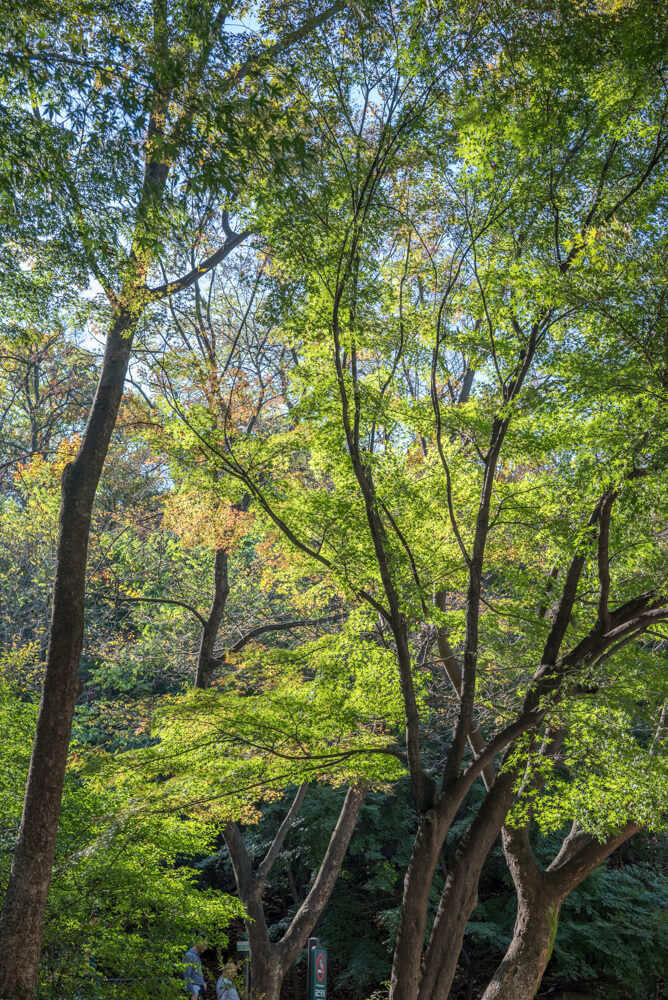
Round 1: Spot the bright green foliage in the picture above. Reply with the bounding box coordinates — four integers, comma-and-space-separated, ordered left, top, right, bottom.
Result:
116, 615, 408, 825
0, 2, 668, 998
0, 686, 242, 999
510, 681, 668, 838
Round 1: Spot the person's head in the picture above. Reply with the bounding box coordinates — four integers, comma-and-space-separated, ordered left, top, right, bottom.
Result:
222, 960, 239, 980
192, 937, 208, 954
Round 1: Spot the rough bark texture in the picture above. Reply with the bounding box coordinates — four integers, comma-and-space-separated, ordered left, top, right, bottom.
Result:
480, 822, 639, 1000
0, 312, 136, 999
482, 874, 561, 1000
389, 813, 451, 1000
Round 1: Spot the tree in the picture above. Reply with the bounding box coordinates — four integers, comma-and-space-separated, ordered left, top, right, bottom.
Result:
0, 682, 242, 1000
0, 327, 96, 493
169, 3, 668, 998
2, 3, 667, 998
0, 0, 348, 993
223, 785, 366, 1000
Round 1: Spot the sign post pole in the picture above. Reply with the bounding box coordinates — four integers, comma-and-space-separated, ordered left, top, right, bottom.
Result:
236, 937, 250, 1000
307, 938, 327, 1000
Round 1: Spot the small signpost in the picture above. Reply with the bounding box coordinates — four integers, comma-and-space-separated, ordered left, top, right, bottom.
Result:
236, 937, 250, 1000
307, 937, 327, 1000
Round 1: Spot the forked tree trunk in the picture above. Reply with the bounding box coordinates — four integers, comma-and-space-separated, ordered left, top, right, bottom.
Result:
389, 618, 513, 1000
480, 822, 638, 1000
479, 825, 561, 1000
416, 771, 516, 1000
0, 312, 136, 999
225, 785, 366, 1000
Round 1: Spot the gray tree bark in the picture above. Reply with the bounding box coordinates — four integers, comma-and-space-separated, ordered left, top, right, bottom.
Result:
480, 822, 638, 1000
224, 785, 366, 1000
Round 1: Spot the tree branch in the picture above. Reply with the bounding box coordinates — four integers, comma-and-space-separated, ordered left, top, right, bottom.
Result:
146, 229, 249, 300
229, 613, 347, 653
276, 784, 366, 968
541, 493, 609, 665
90, 591, 206, 626
256, 783, 309, 888
547, 821, 639, 890
196, 548, 230, 688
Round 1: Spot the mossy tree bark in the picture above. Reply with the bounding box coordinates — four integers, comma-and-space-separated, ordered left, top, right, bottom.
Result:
480, 822, 638, 1000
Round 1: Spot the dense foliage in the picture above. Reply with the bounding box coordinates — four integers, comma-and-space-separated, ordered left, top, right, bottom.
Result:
1, 1, 667, 999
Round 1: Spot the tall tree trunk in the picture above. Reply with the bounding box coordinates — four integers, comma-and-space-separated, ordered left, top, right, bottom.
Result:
196, 548, 229, 688
223, 821, 278, 1000
389, 810, 452, 1000
416, 772, 516, 1000
0, 312, 136, 999
480, 822, 638, 1000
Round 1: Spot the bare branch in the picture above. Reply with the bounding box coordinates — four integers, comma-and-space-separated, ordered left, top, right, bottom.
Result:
256, 783, 309, 887
90, 591, 206, 626
229, 612, 347, 653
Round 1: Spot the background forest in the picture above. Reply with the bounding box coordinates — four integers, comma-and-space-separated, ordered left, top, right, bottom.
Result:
0, 1, 667, 999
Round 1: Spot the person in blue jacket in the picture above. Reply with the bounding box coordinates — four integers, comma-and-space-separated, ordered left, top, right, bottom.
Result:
183, 938, 208, 999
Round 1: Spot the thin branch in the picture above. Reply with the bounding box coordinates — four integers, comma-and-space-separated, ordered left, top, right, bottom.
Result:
256, 783, 309, 887
541, 494, 608, 665
90, 591, 206, 626
229, 613, 347, 653
380, 500, 428, 616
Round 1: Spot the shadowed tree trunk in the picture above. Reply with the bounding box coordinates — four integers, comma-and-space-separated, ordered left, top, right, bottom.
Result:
479, 821, 639, 1000
389, 809, 452, 1000
0, 6, 177, 988
224, 784, 367, 1000
0, 305, 139, 998
416, 771, 517, 1000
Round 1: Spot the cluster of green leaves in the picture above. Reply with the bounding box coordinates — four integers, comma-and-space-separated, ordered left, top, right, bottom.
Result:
0, 684, 242, 999
112, 614, 408, 827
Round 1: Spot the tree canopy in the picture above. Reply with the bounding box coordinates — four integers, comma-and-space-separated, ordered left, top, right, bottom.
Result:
1, 1, 667, 999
